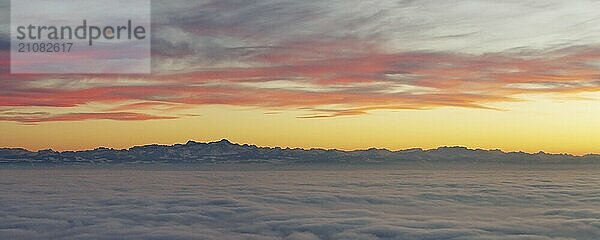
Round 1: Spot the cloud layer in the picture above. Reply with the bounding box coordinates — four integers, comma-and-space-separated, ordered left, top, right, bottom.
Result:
3, 0, 600, 122
1, 168, 599, 239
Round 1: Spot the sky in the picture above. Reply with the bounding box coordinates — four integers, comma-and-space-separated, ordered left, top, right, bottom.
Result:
2, 0, 600, 154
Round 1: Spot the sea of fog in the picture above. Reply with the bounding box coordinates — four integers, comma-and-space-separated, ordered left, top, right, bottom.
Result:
1, 167, 599, 240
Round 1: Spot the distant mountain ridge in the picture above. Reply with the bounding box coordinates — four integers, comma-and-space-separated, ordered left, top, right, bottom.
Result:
1, 139, 599, 165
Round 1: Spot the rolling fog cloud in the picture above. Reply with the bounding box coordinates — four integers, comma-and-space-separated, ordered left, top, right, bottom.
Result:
0, 169, 599, 239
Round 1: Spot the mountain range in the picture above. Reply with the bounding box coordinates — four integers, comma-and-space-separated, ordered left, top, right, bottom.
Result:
1, 139, 599, 166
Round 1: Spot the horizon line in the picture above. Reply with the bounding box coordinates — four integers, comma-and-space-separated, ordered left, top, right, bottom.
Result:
2, 139, 598, 157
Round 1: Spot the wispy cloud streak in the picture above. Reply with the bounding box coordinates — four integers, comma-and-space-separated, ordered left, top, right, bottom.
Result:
2, 0, 600, 122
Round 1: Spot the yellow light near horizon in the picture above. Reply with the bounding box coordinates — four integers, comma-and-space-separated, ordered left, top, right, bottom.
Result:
1, 92, 600, 155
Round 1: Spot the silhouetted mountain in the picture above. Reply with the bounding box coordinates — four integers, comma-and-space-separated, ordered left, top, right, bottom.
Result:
1, 139, 599, 165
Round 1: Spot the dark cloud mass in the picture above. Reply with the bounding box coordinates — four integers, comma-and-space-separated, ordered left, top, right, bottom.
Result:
0, 169, 599, 239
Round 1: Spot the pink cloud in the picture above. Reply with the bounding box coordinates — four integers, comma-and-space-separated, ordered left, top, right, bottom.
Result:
0, 112, 176, 123
3, 41, 600, 122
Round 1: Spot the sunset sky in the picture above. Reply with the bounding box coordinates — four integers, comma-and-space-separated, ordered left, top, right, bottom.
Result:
2, 0, 600, 154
